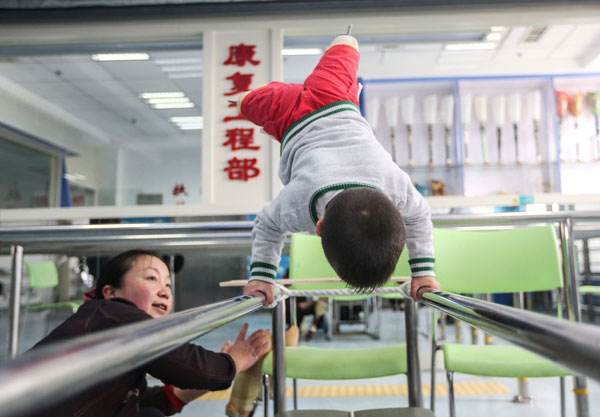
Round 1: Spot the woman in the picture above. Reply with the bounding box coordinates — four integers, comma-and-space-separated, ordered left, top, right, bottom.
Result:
31, 249, 269, 417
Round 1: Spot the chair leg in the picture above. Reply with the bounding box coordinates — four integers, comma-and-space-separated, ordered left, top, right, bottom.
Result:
560, 376, 566, 417
446, 371, 455, 417
327, 298, 334, 340
293, 378, 298, 410
262, 374, 270, 417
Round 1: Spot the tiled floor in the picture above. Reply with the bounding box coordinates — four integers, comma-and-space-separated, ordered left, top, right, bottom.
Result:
1, 306, 598, 417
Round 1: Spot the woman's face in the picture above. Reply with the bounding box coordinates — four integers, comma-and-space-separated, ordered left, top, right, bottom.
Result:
109, 255, 173, 318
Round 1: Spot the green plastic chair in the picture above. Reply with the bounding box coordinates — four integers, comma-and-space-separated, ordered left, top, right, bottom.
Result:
430, 226, 571, 417
578, 285, 600, 321
262, 345, 425, 417
261, 233, 415, 415
289, 233, 404, 339
26, 261, 82, 314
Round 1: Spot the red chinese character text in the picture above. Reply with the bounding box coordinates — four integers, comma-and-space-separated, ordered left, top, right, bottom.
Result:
172, 183, 189, 197
223, 44, 261, 67
224, 72, 254, 96
223, 128, 260, 151
224, 157, 261, 181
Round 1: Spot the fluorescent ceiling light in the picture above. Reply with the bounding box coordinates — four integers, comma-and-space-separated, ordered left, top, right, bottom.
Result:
147, 98, 191, 104
282, 48, 323, 56
140, 92, 185, 99
445, 42, 497, 51
491, 26, 508, 32
161, 65, 203, 72
168, 72, 203, 79
485, 33, 503, 41
152, 102, 195, 109
170, 116, 203, 122
178, 125, 203, 130
92, 53, 149, 61
154, 58, 202, 65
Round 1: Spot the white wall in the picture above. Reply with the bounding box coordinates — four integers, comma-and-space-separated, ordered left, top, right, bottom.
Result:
117, 143, 203, 206
0, 75, 109, 195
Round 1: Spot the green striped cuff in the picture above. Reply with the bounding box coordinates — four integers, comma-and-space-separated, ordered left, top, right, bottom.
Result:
250, 262, 278, 280
409, 258, 435, 277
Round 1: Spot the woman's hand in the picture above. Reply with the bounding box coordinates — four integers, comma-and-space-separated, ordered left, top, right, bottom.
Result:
226, 323, 271, 373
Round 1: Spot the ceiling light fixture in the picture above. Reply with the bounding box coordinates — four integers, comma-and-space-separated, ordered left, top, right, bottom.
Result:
152, 102, 195, 109
140, 92, 185, 99
161, 64, 204, 72
491, 26, 508, 32
445, 42, 497, 51
282, 48, 323, 56
147, 98, 191, 104
170, 116, 203, 123
485, 33, 503, 42
154, 58, 202, 65
167, 72, 203, 79
92, 53, 149, 61
178, 125, 203, 130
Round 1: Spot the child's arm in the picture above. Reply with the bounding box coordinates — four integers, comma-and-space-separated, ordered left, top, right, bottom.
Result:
396, 172, 440, 300
244, 195, 290, 305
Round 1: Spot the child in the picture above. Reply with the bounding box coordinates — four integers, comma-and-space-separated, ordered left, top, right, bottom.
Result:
240, 34, 440, 305
30, 249, 270, 417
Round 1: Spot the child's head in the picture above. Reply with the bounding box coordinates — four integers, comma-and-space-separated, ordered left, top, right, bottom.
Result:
95, 249, 173, 318
319, 188, 405, 289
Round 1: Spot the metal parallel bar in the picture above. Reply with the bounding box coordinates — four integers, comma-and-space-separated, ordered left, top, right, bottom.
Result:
0, 295, 264, 417
272, 300, 287, 415
8, 245, 23, 359
404, 297, 422, 408
2, 211, 600, 244
419, 291, 600, 384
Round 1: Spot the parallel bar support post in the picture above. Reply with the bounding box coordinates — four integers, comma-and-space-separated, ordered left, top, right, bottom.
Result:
513, 292, 531, 402
272, 300, 287, 415
289, 296, 298, 410
559, 219, 590, 417
582, 239, 594, 322
8, 245, 23, 359
405, 297, 422, 407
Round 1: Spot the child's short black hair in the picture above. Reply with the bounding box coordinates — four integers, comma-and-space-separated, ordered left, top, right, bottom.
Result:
320, 188, 405, 289
95, 249, 160, 299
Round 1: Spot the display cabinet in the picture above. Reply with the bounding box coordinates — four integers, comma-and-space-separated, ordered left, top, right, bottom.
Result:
362, 73, 600, 197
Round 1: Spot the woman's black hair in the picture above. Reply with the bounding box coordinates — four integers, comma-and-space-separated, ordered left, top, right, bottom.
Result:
95, 249, 160, 299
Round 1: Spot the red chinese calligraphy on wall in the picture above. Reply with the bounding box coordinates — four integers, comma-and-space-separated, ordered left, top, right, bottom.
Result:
224, 72, 254, 96
172, 183, 189, 196
223, 128, 260, 151
224, 157, 261, 181
223, 44, 261, 67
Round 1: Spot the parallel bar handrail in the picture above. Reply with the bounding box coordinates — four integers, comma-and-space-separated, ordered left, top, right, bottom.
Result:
419, 290, 600, 382
0, 294, 267, 417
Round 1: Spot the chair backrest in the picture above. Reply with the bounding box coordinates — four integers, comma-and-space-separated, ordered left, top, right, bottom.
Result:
433, 225, 563, 294
289, 233, 411, 290
25, 261, 59, 289
289, 233, 346, 290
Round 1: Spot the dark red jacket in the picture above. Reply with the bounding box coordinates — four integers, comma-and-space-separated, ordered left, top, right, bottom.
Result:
29, 298, 236, 417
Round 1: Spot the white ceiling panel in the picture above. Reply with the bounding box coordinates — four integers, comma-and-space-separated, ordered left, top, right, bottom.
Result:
99, 60, 165, 80
40, 60, 115, 81
126, 78, 183, 95
48, 96, 109, 112
0, 62, 57, 81
21, 81, 83, 98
